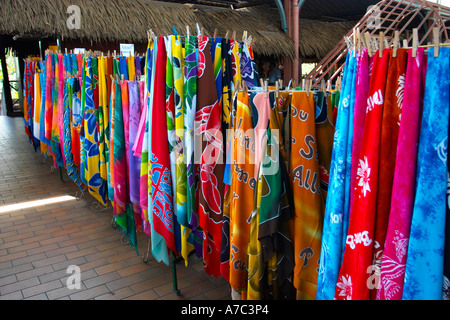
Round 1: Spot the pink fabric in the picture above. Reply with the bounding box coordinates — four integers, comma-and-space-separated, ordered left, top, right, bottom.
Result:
376, 47, 427, 300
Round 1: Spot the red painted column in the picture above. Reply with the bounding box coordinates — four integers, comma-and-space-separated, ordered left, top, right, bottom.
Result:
292, 0, 300, 85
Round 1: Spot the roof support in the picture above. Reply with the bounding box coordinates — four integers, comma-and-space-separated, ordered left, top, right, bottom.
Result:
274, 0, 289, 33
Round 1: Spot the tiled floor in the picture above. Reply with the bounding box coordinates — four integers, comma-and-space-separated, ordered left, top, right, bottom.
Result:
0, 116, 230, 300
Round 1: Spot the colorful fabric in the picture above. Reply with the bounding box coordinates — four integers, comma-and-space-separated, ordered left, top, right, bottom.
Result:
196, 34, 225, 278
402, 47, 450, 300
128, 80, 142, 206
314, 90, 336, 200
349, 49, 372, 211
316, 51, 357, 300
184, 35, 202, 257
335, 49, 390, 300
63, 77, 82, 190
172, 35, 193, 266
151, 36, 177, 256
148, 38, 170, 265
83, 57, 108, 206
290, 91, 325, 300
248, 91, 295, 300
370, 48, 407, 299
376, 47, 427, 300
220, 38, 234, 280
230, 90, 256, 293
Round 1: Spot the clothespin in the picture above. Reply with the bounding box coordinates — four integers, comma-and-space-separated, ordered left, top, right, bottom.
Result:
379, 31, 384, 58
306, 79, 311, 98
327, 80, 332, 92
225, 30, 230, 41
403, 39, 408, 48
356, 28, 361, 56
393, 30, 399, 58
236, 80, 241, 92
433, 27, 440, 57
186, 25, 190, 38
232, 30, 236, 41
107, 50, 110, 57
243, 81, 248, 94
412, 28, 419, 58
121, 74, 124, 81
264, 80, 268, 98
364, 32, 373, 57
275, 81, 279, 98
321, 79, 326, 92
336, 76, 342, 91
213, 28, 218, 41
242, 31, 248, 43
196, 23, 201, 36
260, 78, 264, 88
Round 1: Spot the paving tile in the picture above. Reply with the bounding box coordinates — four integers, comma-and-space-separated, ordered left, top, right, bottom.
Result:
22, 279, 62, 298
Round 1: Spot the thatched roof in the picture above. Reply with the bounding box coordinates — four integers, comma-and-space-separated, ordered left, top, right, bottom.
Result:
0, 0, 354, 60
298, 19, 355, 60
0, 0, 295, 57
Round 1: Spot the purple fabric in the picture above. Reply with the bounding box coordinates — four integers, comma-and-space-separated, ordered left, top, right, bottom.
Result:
128, 81, 142, 205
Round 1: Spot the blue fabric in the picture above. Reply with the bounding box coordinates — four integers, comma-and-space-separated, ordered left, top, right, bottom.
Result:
402, 47, 450, 300
316, 51, 357, 300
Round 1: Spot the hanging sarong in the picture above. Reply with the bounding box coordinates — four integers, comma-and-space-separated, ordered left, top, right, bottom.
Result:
83, 57, 108, 206
248, 91, 295, 300
240, 43, 257, 89
290, 91, 325, 300
376, 47, 427, 300
184, 35, 202, 257
220, 38, 234, 280
369, 49, 407, 299
33, 69, 41, 141
148, 38, 170, 265
196, 34, 225, 278
23, 61, 35, 144
128, 81, 141, 207
314, 90, 336, 200
151, 36, 177, 256
445, 114, 450, 301
335, 48, 390, 300
165, 36, 182, 254
230, 90, 256, 294
173, 35, 193, 266
63, 77, 82, 190
108, 76, 117, 202
349, 49, 372, 211
402, 47, 450, 300
97, 56, 108, 183
316, 51, 357, 300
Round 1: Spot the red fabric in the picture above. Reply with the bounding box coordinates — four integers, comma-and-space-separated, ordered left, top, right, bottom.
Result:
151, 37, 177, 255
335, 49, 390, 300
196, 35, 224, 278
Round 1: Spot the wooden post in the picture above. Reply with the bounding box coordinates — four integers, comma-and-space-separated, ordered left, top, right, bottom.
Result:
0, 43, 14, 116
